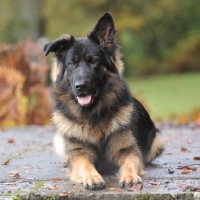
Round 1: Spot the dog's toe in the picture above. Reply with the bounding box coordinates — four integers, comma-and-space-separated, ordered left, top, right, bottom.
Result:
119, 173, 142, 188
118, 181, 125, 188
83, 174, 106, 190
84, 181, 106, 190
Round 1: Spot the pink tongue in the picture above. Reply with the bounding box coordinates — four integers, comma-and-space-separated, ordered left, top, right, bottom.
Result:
77, 95, 92, 105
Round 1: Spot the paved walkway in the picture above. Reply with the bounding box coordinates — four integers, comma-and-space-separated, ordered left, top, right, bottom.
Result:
0, 124, 200, 200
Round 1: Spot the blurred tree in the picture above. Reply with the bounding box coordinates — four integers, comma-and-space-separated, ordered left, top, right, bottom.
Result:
0, 0, 200, 75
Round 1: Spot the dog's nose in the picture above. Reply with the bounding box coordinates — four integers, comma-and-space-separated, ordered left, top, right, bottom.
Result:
75, 80, 87, 91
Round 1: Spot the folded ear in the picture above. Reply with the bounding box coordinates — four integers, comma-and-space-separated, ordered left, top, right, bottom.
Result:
88, 13, 116, 49
44, 34, 75, 57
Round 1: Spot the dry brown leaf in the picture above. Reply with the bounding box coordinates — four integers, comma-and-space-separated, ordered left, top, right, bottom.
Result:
191, 167, 197, 171
6, 187, 20, 191
126, 183, 142, 191
48, 184, 57, 190
9, 171, 20, 178
2, 160, 10, 165
8, 138, 15, 143
3, 182, 16, 185
181, 147, 188, 152
18, 165, 32, 169
51, 178, 64, 182
0, 41, 51, 127
181, 169, 191, 174
26, 177, 35, 180
194, 157, 200, 160
149, 181, 160, 185
177, 166, 193, 170
59, 191, 69, 197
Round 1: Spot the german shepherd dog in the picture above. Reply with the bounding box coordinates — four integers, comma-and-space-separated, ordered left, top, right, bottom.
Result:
44, 13, 165, 190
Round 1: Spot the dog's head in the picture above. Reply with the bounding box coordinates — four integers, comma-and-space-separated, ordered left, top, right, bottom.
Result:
44, 13, 123, 107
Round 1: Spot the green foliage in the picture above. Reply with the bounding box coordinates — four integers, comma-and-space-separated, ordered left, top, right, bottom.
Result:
0, 0, 200, 75
127, 73, 200, 123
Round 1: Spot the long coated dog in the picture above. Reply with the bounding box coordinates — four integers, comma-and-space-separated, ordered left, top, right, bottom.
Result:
44, 13, 165, 190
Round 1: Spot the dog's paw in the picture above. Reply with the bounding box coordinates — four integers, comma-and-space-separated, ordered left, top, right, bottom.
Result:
83, 173, 106, 190
118, 171, 142, 188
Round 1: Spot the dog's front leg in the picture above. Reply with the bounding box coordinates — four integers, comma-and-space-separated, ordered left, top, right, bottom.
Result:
69, 151, 106, 190
106, 131, 145, 188
118, 154, 145, 188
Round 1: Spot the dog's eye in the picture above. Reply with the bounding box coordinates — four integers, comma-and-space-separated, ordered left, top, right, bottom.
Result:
91, 59, 98, 64
69, 61, 75, 66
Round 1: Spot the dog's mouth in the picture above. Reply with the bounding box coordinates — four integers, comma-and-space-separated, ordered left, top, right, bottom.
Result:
76, 90, 98, 106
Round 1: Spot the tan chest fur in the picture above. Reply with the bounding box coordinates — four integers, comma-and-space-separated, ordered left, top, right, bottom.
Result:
52, 103, 133, 145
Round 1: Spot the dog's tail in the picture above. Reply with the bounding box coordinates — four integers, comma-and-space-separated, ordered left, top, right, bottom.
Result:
145, 131, 166, 163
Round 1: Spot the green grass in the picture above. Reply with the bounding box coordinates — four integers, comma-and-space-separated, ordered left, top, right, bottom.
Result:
126, 73, 200, 121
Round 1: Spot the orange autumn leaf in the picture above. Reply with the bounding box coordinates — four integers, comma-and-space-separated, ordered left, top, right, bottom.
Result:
9, 171, 20, 178
59, 191, 69, 197
126, 183, 142, 191
181, 169, 191, 174
181, 147, 188, 152
48, 184, 57, 190
51, 178, 64, 182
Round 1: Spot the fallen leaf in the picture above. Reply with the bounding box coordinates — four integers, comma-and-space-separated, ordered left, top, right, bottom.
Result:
9, 171, 20, 178
59, 191, 69, 197
191, 167, 197, 171
51, 178, 64, 182
178, 184, 186, 188
2, 160, 10, 165
195, 187, 200, 191
177, 166, 197, 172
181, 169, 191, 174
177, 165, 191, 170
6, 187, 20, 191
26, 177, 35, 180
181, 147, 188, 152
168, 169, 175, 174
149, 181, 160, 185
3, 182, 16, 185
18, 165, 32, 169
194, 157, 200, 160
8, 138, 15, 143
48, 184, 57, 190
126, 183, 142, 191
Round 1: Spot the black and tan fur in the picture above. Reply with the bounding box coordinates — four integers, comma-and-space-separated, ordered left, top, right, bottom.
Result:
44, 13, 165, 190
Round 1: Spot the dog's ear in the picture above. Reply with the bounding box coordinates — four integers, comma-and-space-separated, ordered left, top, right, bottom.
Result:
88, 13, 116, 49
44, 34, 75, 57
44, 35, 75, 82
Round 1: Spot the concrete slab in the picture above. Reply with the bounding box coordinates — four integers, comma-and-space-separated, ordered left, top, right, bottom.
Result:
0, 124, 200, 199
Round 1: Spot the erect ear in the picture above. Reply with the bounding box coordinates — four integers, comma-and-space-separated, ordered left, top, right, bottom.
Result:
88, 13, 116, 49
44, 34, 75, 57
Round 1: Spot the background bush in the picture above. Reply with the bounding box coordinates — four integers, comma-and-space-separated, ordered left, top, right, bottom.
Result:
0, 0, 200, 76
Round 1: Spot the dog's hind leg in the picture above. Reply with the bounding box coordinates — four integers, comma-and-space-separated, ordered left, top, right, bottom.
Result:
145, 131, 166, 163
